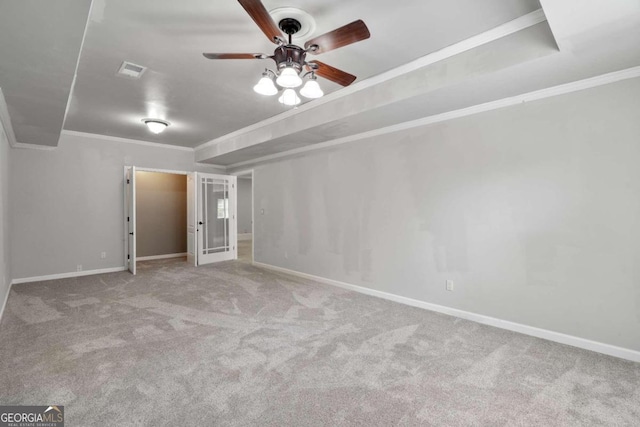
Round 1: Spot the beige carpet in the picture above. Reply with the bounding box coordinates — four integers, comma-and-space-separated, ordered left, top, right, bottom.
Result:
238, 238, 252, 263
1, 254, 639, 426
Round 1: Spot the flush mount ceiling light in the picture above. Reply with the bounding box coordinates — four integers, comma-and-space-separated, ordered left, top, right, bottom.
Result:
142, 118, 170, 134
202, 1, 370, 106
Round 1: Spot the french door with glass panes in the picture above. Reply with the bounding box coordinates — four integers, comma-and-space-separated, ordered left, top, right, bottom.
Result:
196, 173, 237, 265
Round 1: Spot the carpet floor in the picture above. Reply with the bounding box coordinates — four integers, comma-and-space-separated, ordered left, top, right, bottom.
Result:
1, 249, 639, 426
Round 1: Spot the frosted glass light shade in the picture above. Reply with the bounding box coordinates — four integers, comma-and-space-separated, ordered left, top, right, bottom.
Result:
300, 79, 324, 99
143, 119, 169, 134
276, 67, 302, 88
253, 75, 278, 96
278, 88, 301, 106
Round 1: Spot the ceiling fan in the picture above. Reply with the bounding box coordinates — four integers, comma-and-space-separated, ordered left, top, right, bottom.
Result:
203, 0, 370, 105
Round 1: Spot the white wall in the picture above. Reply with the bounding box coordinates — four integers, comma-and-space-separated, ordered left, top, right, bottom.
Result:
0, 118, 11, 311
237, 178, 252, 235
253, 77, 640, 352
136, 172, 187, 258
10, 133, 222, 279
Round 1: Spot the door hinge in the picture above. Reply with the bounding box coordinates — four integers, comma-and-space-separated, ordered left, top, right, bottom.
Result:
127, 254, 130, 260
127, 179, 130, 184
127, 216, 130, 222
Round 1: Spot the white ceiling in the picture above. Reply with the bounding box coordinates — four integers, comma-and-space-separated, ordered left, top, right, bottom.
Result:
61, 0, 540, 147
2, 0, 639, 165
204, 15, 640, 167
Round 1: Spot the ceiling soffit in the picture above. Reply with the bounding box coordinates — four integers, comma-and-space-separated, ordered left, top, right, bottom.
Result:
196, 13, 557, 164
62, 0, 541, 147
0, 0, 92, 146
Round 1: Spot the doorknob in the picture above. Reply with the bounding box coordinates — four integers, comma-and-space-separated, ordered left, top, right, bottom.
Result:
198, 221, 203, 225
129, 232, 134, 235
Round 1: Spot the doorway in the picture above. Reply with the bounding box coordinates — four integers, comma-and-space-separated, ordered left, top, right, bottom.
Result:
125, 167, 238, 274
234, 169, 254, 263
136, 170, 188, 262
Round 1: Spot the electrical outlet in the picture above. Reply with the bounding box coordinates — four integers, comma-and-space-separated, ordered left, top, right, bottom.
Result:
101, 252, 107, 259
446, 280, 454, 291
77, 264, 83, 272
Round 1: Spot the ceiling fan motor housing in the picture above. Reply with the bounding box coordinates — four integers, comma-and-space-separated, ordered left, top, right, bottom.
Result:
202, 1, 369, 87
274, 45, 306, 72
274, 18, 306, 73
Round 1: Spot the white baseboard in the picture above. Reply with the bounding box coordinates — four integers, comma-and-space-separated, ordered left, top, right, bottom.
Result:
238, 233, 252, 241
0, 280, 12, 324
137, 253, 187, 261
253, 262, 640, 363
11, 266, 128, 285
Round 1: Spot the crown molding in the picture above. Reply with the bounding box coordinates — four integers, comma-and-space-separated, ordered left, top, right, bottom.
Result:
195, 9, 548, 153
61, 130, 195, 152
4, 95, 194, 153
11, 142, 57, 151
227, 65, 640, 170
1, 90, 56, 150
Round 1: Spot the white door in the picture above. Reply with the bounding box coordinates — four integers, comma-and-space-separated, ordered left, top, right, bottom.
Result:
186, 172, 197, 266
126, 166, 136, 274
197, 173, 237, 265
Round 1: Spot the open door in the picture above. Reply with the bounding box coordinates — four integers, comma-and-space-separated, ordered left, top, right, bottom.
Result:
126, 166, 136, 274
186, 172, 197, 266
197, 173, 237, 265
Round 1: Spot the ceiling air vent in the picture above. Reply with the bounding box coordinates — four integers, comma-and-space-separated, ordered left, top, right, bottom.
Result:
117, 61, 147, 78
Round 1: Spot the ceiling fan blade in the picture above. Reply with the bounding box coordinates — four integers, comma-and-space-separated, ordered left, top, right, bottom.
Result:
308, 61, 357, 86
237, 0, 283, 44
203, 53, 268, 59
305, 20, 370, 54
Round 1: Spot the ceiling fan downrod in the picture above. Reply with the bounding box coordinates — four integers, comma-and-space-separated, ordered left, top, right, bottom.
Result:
278, 18, 302, 45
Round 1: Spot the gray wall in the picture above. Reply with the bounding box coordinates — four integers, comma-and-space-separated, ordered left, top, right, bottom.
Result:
0, 119, 11, 311
253, 77, 640, 352
237, 177, 252, 235
10, 133, 222, 279
136, 172, 187, 258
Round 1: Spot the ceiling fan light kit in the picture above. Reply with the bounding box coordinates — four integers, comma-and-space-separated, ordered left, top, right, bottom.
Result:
253, 71, 278, 96
276, 66, 303, 88
300, 76, 324, 99
278, 88, 301, 106
204, 0, 370, 106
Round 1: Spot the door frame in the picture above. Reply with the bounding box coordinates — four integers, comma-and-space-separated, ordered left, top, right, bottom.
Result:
126, 166, 136, 274
233, 168, 255, 263
196, 172, 238, 264
122, 167, 191, 271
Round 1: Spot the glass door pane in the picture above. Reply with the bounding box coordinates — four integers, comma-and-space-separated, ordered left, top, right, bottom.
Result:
202, 178, 229, 255
197, 173, 237, 265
